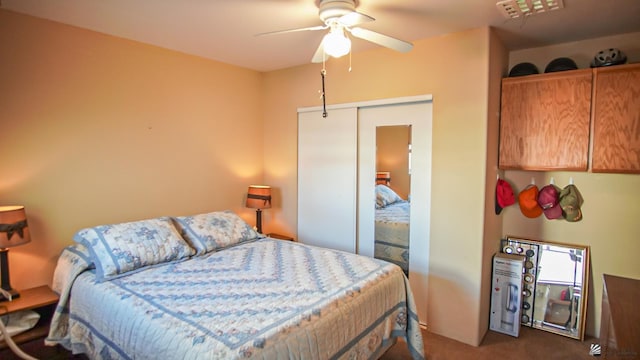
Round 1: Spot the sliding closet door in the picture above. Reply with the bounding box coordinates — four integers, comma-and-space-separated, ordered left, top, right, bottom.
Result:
297, 108, 357, 253
358, 100, 432, 325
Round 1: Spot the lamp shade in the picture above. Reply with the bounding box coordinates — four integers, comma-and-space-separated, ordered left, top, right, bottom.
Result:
376, 171, 391, 186
246, 186, 272, 209
0, 206, 31, 249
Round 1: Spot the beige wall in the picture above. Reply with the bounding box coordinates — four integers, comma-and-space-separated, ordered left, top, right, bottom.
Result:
0, 10, 264, 289
504, 32, 640, 337
263, 27, 497, 345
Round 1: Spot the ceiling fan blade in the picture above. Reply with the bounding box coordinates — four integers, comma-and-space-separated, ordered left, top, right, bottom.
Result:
256, 25, 327, 37
338, 11, 374, 27
350, 27, 413, 53
311, 42, 326, 63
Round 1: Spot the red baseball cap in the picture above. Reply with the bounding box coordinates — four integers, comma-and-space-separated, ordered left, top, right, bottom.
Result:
537, 184, 562, 220
495, 179, 515, 215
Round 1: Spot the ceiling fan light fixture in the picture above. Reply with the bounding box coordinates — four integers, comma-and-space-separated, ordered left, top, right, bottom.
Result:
322, 26, 351, 58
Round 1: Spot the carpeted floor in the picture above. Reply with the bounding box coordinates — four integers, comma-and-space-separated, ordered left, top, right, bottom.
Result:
3, 325, 598, 359
381, 326, 597, 360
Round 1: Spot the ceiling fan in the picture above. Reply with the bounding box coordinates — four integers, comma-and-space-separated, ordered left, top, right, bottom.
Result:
257, 0, 413, 63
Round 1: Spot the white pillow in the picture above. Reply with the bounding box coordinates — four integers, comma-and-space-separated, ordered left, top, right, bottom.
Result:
172, 210, 263, 255
74, 217, 195, 282
376, 184, 403, 209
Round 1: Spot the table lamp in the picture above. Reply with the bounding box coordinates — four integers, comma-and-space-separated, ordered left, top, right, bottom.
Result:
245, 185, 271, 234
0, 206, 32, 301
376, 171, 391, 186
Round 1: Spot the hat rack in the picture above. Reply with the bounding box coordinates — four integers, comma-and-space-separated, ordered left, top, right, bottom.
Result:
499, 176, 578, 191
495, 175, 583, 221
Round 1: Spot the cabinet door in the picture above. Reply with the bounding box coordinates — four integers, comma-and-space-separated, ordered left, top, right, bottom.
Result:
591, 63, 640, 173
499, 70, 592, 171
297, 108, 357, 253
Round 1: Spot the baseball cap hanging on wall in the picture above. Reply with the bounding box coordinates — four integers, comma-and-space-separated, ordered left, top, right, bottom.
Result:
537, 184, 563, 220
518, 184, 543, 218
495, 177, 516, 215
559, 183, 584, 222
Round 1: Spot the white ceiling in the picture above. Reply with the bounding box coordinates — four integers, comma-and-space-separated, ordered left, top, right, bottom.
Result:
2, 0, 640, 72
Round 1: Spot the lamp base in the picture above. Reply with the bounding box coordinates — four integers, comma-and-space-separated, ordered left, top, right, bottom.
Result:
255, 209, 263, 234
0, 287, 20, 302
0, 248, 20, 301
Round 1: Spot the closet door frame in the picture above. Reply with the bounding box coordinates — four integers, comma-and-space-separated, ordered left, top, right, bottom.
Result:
357, 99, 433, 327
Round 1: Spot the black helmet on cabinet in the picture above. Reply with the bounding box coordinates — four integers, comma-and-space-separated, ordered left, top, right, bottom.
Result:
509, 62, 540, 77
544, 57, 578, 73
590, 48, 627, 67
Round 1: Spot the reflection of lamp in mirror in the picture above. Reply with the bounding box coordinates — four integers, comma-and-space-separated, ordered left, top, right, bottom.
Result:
246, 185, 272, 234
0, 206, 32, 301
376, 171, 391, 186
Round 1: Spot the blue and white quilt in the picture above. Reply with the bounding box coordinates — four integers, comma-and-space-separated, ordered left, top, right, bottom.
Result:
375, 201, 410, 273
47, 238, 424, 359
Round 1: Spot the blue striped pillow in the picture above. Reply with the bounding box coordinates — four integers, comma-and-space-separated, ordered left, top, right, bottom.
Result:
74, 217, 195, 282
172, 210, 263, 255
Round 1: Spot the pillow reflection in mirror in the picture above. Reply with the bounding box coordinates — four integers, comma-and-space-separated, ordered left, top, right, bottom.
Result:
375, 184, 403, 209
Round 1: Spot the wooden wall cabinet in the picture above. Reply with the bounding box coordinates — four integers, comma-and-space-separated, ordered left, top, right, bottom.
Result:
591, 63, 640, 173
499, 63, 640, 173
499, 69, 592, 171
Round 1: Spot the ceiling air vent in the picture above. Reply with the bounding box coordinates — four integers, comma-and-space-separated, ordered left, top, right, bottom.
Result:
496, 0, 564, 19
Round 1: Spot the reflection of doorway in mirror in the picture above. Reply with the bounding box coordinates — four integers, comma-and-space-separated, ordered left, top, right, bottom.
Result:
374, 125, 411, 276
537, 245, 583, 335
376, 126, 411, 200
538, 246, 583, 286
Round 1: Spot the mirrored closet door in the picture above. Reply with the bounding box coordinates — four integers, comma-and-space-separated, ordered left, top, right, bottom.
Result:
357, 100, 432, 325
373, 125, 412, 276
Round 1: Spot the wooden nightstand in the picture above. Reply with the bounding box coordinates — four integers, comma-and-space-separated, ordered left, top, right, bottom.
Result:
0, 285, 59, 349
267, 233, 295, 241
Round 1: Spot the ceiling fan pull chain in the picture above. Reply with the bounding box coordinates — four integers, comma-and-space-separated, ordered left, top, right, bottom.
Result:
348, 51, 352, 72
321, 69, 328, 118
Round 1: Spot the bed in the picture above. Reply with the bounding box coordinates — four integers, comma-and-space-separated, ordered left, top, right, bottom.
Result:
45, 210, 424, 359
374, 185, 410, 275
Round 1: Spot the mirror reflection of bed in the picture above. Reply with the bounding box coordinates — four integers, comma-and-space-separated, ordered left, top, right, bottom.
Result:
374, 125, 411, 276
